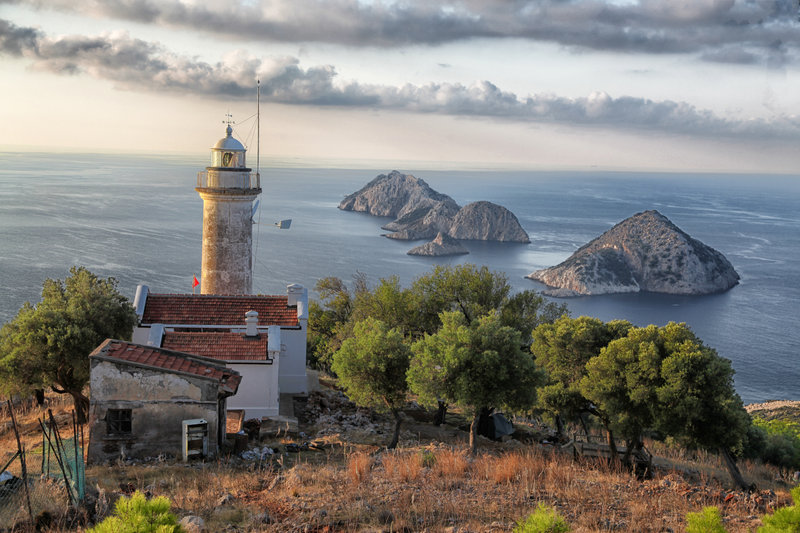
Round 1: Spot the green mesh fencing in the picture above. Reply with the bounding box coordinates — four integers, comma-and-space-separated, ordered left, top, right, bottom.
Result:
41, 422, 85, 504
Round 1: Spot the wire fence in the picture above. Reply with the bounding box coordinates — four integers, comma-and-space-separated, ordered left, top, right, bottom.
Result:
0, 401, 84, 528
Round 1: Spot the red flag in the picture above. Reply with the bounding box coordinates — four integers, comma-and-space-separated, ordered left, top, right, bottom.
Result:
192, 275, 200, 288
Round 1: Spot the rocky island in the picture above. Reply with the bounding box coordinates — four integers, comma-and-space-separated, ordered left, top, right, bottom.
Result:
407, 231, 469, 256
527, 210, 739, 296
339, 171, 529, 255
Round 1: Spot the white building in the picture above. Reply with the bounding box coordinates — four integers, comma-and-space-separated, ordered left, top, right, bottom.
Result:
131, 284, 308, 419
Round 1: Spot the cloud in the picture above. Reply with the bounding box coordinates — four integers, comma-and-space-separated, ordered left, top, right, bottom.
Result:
0, 17, 39, 55
2, 18, 799, 139
6, 0, 800, 65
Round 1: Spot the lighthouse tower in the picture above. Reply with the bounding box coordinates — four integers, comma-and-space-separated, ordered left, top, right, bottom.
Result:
195, 123, 261, 295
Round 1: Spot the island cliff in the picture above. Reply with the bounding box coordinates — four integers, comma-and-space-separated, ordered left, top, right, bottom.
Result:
449, 201, 530, 243
339, 171, 529, 254
527, 210, 739, 296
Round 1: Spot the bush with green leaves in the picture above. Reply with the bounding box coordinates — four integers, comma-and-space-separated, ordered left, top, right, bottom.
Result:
89, 491, 184, 533
513, 503, 570, 533
751, 417, 800, 471
759, 486, 800, 533
686, 506, 727, 533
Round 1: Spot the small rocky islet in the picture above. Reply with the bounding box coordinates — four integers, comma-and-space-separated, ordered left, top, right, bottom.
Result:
340, 175, 739, 296
528, 210, 740, 296
338, 171, 529, 256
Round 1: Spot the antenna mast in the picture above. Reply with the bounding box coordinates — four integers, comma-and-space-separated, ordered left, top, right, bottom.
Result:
257, 79, 260, 182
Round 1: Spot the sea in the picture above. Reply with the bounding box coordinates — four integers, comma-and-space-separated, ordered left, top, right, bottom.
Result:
1, 151, 798, 405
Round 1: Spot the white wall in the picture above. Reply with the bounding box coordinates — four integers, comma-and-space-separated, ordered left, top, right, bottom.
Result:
226, 361, 280, 419
278, 325, 308, 395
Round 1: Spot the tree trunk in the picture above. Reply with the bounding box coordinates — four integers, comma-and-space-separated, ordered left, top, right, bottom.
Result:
721, 448, 752, 491
554, 414, 565, 440
579, 413, 590, 440
34, 389, 45, 406
622, 438, 634, 466
606, 428, 619, 466
66, 389, 89, 424
433, 400, 448, 426
388, 409, 402, 449
469, 413, 480, 455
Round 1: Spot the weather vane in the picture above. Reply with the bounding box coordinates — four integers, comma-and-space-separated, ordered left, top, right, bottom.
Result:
223, 112, 235, 126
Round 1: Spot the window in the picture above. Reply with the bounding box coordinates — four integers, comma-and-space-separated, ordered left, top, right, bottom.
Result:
106, 409, 132, 435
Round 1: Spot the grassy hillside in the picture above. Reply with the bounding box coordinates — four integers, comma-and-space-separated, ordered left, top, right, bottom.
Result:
2, 392, 799, 532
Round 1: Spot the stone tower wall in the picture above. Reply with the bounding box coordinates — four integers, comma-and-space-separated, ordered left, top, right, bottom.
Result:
198, 189, 258, 295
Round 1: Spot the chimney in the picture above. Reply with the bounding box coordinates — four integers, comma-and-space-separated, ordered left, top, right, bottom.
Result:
244, 310, 259, 337
287, 283, 304, 307
267, 325, 281, 357
133, 285, 149, 321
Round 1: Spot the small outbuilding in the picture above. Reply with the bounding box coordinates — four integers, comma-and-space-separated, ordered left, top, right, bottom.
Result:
87, 339, 241, 464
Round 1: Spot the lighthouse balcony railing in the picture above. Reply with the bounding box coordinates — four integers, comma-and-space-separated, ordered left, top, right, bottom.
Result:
197, 171, 260, 190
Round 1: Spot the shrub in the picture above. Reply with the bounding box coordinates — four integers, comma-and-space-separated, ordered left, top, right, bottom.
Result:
514, 503, 570, 533
420, 450, 436, 468
759, 486, 800, 533
686, 506, 727, 533
89, 491, 184, 533
751, 417, 800, 471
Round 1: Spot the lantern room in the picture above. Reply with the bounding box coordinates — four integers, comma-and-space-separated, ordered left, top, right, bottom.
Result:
211, 125, 246, 169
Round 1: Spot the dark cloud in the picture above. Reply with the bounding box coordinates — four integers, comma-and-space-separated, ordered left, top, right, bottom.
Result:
2, 18, 798, 139
0, 17, 39, 55
9, 0, 800, 65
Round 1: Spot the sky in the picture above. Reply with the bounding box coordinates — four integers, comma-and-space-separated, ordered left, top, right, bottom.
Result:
1, 0, 799, 172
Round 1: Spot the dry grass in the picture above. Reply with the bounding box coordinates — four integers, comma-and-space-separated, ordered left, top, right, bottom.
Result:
381, 450, 424, 482
7, 440, 797, 532
3, 394, 799, 532
431, 447, 469, 478
346, 450, 373, 485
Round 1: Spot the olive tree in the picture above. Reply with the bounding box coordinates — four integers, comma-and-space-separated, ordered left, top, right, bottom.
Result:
331, 317, 411, 449
532, 316, 632, 449
582, 322, 751, 489
409, 311, 544, 454
0, 267, 137, 422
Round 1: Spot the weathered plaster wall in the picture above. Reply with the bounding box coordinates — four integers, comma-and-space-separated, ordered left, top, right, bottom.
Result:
87, 359, 222, 464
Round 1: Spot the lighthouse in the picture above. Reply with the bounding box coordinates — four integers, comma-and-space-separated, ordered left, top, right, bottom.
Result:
195, 123, 261, 295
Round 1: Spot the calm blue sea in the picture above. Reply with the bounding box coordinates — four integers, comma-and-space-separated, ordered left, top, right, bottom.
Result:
1, 152, 798, 404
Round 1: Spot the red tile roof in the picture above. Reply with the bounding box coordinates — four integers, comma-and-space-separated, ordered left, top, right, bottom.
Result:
162, 331, 271, 362
142, 294, 298, 327
90, 339, 241, 394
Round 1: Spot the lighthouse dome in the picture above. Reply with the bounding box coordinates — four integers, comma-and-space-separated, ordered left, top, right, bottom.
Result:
213, 125, 245, 152
211, 125, 246, 168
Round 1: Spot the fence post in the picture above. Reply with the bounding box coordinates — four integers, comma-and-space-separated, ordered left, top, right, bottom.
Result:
39, 417, 75, 508
7, 399, 33, 522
